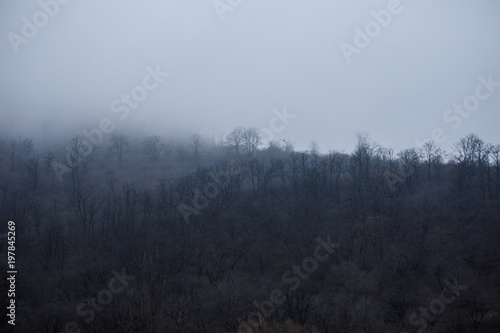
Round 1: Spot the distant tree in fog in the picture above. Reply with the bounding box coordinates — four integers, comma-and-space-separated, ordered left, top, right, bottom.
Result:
242, 127, 262, 156
66, 135, 94, 192
43, 152, 55, 173
21, 156, 41, 191
224, 126, 245, 154
9, 139, 17, 172
309, 141, 320, 156
109, 134, 129, 163
22, 138, 34, 155
143, 135, 165, 162
190, 133, 204, 159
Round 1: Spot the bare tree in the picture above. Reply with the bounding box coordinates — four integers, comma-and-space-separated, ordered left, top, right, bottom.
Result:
326, 151, 347, 204
242, 127, 262, 156
224, 126, 245, 155
21, 156, 41, 191
43, 152, 55, 174
397, 148, 421, 191
109, 134, 129, 163
190, 133, 204, 159
71, 187, 103, 234
143, 135, 164, 162
9, 139, 17, 172
489, 144, 500, 194
452, 133, 485, 195
350, 133, 378, 197
265, 140, 283, 154
478, 143, 492, 204
22, 138, 34, 156
462, 290, 496, 333
453, 133, 484, 173
421, 140, 443, 181
309, 141, 320, 156
66, 135, 94, 193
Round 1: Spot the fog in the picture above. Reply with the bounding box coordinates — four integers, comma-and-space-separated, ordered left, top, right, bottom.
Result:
1, 0, 499, 152
3, 2, 500, 332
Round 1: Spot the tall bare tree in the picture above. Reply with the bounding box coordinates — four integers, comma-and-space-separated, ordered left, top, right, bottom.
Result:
190, 133, 204, 160
21, 156, 41, 191
66, 135, 94, 194
489, 144, 500, 194
109, 134, 129, 163
452, 133, 484, 195
397, 148, 421, 191
224, 126, 245, 155
22, 138, 34, 156
9, 139, 17, 172
143, 135, 165, 162
242, 127, 262, 156
350, 133, 378, 197
421, 140, 443, 181
325, 151, 347, 204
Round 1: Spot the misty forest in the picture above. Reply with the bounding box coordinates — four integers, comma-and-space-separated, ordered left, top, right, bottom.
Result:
2, 1, 500, 333
0, 130, 499, 332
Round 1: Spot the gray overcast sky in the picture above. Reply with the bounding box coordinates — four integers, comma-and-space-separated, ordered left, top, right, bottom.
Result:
1, 0, 499, 153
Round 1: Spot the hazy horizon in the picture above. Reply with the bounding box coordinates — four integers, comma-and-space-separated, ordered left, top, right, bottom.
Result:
1, 0, 500, 153
2, 3, 500, 331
